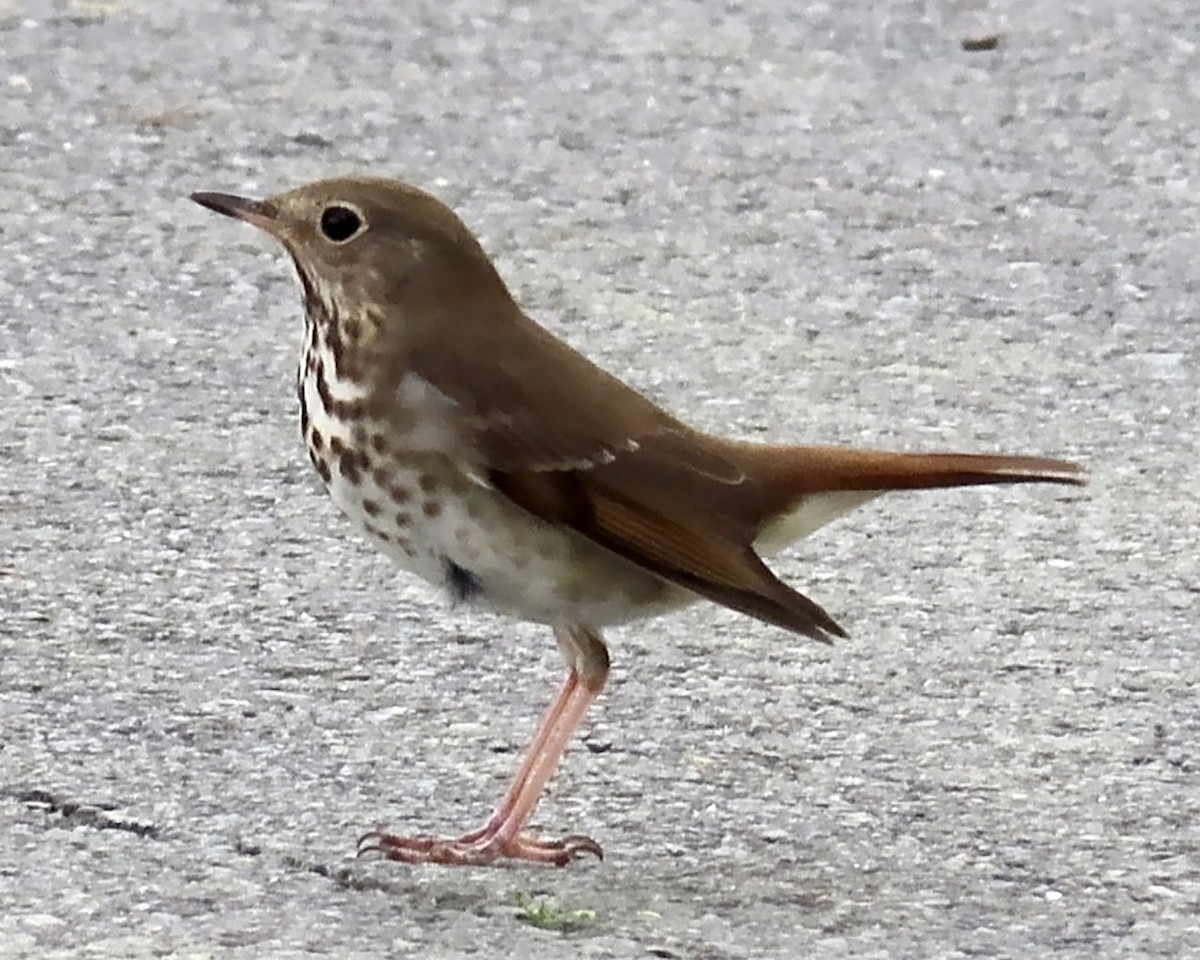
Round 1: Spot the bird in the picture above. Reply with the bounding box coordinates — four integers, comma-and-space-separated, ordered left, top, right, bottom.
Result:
190, 176, 1086, 866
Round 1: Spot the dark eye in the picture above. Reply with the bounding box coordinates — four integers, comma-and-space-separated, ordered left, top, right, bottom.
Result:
319, 205, 364, 243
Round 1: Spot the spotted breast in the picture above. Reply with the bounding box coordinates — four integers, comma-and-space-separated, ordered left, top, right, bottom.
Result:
293, 271, 680, 627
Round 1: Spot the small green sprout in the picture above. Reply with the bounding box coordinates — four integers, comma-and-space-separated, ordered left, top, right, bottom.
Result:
511, 891, 597, 933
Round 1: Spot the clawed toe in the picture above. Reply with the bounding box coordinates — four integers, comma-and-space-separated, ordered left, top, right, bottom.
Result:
554, 833, 604, 861
355, 827, 603, 867
356, 830, 439, 862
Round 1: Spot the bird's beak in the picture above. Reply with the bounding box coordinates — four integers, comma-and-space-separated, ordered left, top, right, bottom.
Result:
190, 191, 281, 234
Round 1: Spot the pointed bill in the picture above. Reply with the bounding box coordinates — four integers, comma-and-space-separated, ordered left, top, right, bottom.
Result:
190, 192, 281, 234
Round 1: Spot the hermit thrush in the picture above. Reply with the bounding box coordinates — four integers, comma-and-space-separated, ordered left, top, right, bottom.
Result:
191, 176, 1085, 867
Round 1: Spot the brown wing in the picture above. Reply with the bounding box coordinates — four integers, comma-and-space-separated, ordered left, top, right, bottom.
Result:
405, 307, 846, 642
493, 466, 846, 641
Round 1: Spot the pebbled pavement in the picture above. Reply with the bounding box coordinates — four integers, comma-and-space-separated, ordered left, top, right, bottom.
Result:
2, 1, 1196, 957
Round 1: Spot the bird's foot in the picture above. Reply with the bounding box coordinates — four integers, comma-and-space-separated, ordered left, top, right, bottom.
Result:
356, 828, 603, 867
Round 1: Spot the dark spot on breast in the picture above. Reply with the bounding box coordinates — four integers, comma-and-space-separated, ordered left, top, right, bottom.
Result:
394, 510, 411, 527
371, 433, 389, 455
299, 400, 309, 436
423, 500, 442, 519
418, 473, 437, 494
444, 559, 482, 605
338, 447, 367, 485
311, 427, 324, 451
329, 436, 346, 457
388, 483, 411, 504
315, 359, 333, 414
343, 316, 362, 342
335, 398, 366, 420
362, 498, 381, 517
365, 523, 392, 543
324, 317, 345, 371
315, 457, 332, 484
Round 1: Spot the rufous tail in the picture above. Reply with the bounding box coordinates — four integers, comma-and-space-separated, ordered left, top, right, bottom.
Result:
747, 444, 1085, 498
735, 442, 1087, 558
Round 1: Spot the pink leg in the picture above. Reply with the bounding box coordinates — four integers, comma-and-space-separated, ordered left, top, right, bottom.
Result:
358, 627, 608, 867
455, 669, 580, 843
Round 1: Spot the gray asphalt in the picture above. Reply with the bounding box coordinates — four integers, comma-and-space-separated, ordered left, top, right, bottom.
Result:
2, 1, 1196, 957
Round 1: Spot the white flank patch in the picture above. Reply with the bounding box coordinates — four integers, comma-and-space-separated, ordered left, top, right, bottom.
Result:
754, 490, 882, 555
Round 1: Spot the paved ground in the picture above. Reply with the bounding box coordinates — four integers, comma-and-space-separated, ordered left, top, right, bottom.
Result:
2, 0, 1196, 957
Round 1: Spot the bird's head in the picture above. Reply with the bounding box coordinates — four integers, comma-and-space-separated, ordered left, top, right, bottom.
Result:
191, 176, 509, 338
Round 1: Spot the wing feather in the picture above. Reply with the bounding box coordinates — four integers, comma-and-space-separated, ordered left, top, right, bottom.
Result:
398, 304, 844, 641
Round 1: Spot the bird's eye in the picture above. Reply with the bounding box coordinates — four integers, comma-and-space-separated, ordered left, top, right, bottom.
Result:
319, 204, 364, 243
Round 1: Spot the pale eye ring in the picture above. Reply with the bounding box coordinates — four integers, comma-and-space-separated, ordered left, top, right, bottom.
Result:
319, 204, 365, 243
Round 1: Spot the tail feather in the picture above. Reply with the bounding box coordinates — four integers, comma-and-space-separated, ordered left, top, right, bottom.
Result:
746, 444, 1087, 497
734, 443, 1087, 553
